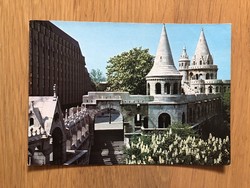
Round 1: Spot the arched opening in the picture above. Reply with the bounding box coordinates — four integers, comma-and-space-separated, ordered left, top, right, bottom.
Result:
29, 118, 34, 126
209, 85, 213, 93
206, 73, 209, 79
164, 83, 170, 94
173, 83, 178, 94
134, 114, 142, 126
143, 117, 148, 128
199, 74, 203, 80
155, 83, 161, 94
182, 112, 185, 124
190, 72, 193, 80
147, 83, 150, 95
94, 108, 122, 126
196, 74, 199, 80
216, 86, 219, 92
200, 60, 202, 65
210, 73, 213, 79
158, 113, 171, 128
52, 127, 63, 164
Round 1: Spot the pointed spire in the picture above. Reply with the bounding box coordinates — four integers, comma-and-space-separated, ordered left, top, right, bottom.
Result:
192, 28, 214, 66
180, 46, 189, 60
195, 29, 210, 56
146, 24, 180, 77
155, 24, 174, 66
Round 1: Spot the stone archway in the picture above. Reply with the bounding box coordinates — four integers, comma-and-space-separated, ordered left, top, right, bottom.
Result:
206, 73, 209, 79
209, 85, 213, 93
164, 83, 170, 94
173, 83, 178, 94
155, 83, 161, 94
52, 127, 63, 164
95, 108, 122, 125
158, 113, 171, 128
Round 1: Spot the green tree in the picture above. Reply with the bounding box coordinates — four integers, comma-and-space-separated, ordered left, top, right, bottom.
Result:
222, 89, 230, 124
106, 47, 154, 94
90, 68, 106, 83
170, 122, 199, 138
90, 69, 107, 91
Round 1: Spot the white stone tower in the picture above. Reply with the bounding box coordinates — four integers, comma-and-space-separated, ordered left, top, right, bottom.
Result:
146, 25, 182, 96
187, 29, 219, 94
189, 29, 218, 80
178, 46, 190, 84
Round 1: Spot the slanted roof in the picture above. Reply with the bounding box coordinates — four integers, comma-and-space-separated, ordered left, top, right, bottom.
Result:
193, 29, 213, 63
28, 96, 58, 139
179, 46, 189, 61
29, 96, 58, 120
146, 25, 180, 78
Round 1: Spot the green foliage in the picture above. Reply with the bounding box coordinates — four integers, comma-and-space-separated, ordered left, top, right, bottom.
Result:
106, 47, 154, 94
90, 69, 106, 91
90, 69, 106, 84
170, 122, 199, 139
222, 90, 230, 122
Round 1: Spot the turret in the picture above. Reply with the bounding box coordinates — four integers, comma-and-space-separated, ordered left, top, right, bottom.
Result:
189, 29, 218, 81
146, 25, 182, 96
192, 29, 213, 66
178, 46, 190, 83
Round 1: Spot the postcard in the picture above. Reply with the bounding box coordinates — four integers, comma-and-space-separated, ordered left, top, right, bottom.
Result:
28, 21, 231, 166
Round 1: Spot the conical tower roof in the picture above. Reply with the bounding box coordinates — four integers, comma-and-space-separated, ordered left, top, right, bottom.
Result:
195, 29, 210, 55
193, 29, 213, 64
179, 46, 189, 61
146, 25, 180, 78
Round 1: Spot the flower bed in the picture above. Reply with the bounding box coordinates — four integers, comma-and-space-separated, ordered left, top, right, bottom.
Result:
124, 129, 230, 165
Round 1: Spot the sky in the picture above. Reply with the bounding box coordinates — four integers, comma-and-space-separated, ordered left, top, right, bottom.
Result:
52, 21, 231, 80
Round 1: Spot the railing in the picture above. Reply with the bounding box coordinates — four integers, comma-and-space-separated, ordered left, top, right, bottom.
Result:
189, 65, 218, 70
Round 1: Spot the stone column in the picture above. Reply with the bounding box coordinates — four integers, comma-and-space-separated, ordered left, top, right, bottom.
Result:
151, 82, 155, 95
170, 82, 174, 95
161, 82, 165, 94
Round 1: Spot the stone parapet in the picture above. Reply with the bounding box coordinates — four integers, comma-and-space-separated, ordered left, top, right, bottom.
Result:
204, 79, 223, 84
146, 75, 182, 81
151, 93, 221, 104
222, 80, 230, 84
82, 91, 221, 105
189, 65, 218, 70
82, 92, 153, 104
190, 80, 205, 85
